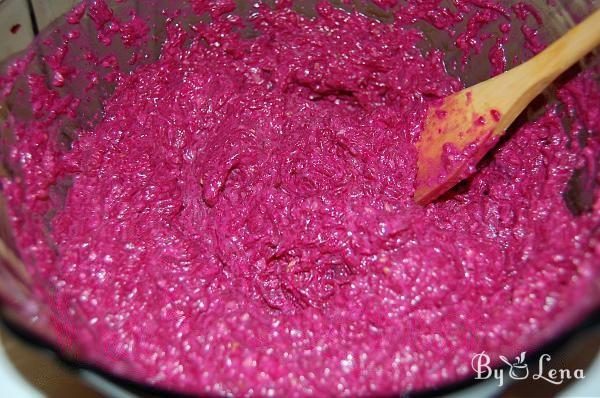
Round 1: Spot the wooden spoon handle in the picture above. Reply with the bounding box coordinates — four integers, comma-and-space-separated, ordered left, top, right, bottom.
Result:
481, 8, 600, 135
526, 8, 600, 87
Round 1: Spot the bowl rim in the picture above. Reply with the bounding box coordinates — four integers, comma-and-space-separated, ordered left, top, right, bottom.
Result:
0, 305, 598, 398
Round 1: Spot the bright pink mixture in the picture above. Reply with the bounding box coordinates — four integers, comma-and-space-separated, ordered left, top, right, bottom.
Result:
1, 0, 599, 396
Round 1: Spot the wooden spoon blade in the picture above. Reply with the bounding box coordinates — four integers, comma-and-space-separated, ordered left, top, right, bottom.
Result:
414, 90, 502, 205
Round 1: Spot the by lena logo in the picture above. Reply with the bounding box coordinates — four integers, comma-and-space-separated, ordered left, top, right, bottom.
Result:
471, 351, 585, 387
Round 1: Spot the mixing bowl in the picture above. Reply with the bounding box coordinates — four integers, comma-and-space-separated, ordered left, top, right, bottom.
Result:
0, 0, 598, 396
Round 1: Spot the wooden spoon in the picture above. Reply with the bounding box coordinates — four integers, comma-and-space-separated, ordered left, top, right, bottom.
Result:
414, 8, 600, 205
